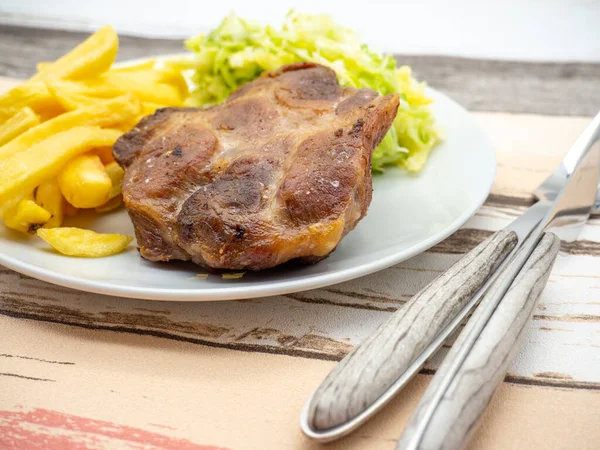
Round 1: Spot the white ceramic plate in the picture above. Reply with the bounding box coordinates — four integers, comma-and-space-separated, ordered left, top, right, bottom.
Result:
0, 86, 495, 301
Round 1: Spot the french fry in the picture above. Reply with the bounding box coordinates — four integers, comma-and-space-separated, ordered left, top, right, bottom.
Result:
45, 79, 122, 99
35, 178, 65, 228
109, 60, 156, 73
4, 198, 52, 234
58, 154, 112, 208
0, 107, 20, 123
94, 147, 115, 164
48, 72, 184, 105
156, 62, 190, 97
30, 25, 118, 81
141, 102, 169, 116
162, 72, 189, 99
159, 58, 196, 72
114, 121, 139, 134
47, 84, 96, 111
36, 103, 66, 122
0, 127, 122, 216
104, 161, 125, 199
37, 227, 132, 257
0, 107, 40, 146
111, 71, 185, 104
2, 28, 193, 247
95, 195, 122, 213
36, 62, 52, 72
0, 82, 57, 114
0, 94, 139, 160
64, 202, 78, 217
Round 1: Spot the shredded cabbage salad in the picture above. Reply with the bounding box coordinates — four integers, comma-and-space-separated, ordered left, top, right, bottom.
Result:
184, 11, 441, 172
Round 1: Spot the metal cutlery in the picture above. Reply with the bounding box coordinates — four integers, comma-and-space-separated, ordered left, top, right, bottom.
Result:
300, 110, 600, 444
397, 232, 560, 450
397, 116, 600, 449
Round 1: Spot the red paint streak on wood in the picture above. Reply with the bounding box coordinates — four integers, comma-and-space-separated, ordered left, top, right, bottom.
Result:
148, 422, 178, 430
0, 408, 229, 450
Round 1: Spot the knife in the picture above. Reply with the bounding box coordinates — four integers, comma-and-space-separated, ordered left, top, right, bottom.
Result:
397, 112, 600, 449
300, 110, 600, 442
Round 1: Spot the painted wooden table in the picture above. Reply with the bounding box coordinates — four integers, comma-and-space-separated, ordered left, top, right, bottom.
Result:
1, 26, 600, 450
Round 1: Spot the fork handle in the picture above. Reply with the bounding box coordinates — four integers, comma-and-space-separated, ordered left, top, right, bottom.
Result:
397, 232, 560, 450
305, 229, 518, 433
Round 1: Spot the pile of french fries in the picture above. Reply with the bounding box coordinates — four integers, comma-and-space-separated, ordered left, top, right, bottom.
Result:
0, 26, 188, 257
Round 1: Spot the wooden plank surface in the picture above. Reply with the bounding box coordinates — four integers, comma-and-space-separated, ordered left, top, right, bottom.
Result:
0, 25, 599, 448
2, 316, 598, 450
0, 24, 599, 116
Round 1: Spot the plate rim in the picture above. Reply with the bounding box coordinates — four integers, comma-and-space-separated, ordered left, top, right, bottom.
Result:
0, 63, 496, 302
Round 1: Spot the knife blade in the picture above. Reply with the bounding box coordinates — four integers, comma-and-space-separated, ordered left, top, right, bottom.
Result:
397, 111, 600, 450
300, 110, 600, 442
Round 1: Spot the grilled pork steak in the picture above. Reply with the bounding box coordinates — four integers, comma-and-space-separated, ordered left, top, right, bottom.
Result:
113, 62, 399, 270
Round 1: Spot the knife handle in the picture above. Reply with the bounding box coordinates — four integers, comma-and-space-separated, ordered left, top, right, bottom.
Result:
305, 229, 518, 434
397, 233, 560, 450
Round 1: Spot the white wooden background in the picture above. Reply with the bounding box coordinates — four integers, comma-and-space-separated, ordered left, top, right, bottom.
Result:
1, 0, 600, 61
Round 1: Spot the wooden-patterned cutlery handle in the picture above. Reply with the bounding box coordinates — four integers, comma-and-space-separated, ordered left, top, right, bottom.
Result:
306, 229, 518, 432
397, 233, 560, 450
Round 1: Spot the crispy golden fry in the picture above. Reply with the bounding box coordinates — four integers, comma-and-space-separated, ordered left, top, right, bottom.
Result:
58, 154, 112, 208
0, 94, 139, 160
163, 72, 189, 99
45, 80, 120, 99
121, 70, 186, 103
94, 147, 115, 164
0, 107, 40, 146
37, 227, 132, 257
64, 202, 78, 217
0, 82, 57, 114
159, 58, 196, 73
0, 127, 122, 216
48, 72, 184, 105
4, 198, 52, 234
0, 107, 20, 123
95, 195, 122, 213
104, 161, 124, 199
31, 25, 118, 81
36, 62, 52, 72
36, 103, 66, 122
113, 122, 138, 134
2, 27, 190, 248
156, 62, 190, 97
35, 178, 65, 228
141, 102, 169, 116
109, 60, 156, 73
46, 84, 96, 111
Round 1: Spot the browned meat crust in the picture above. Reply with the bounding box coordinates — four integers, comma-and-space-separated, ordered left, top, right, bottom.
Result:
113, 62, 399, 270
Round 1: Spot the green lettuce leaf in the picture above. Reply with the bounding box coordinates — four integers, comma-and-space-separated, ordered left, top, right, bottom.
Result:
184, 11, 441, 172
